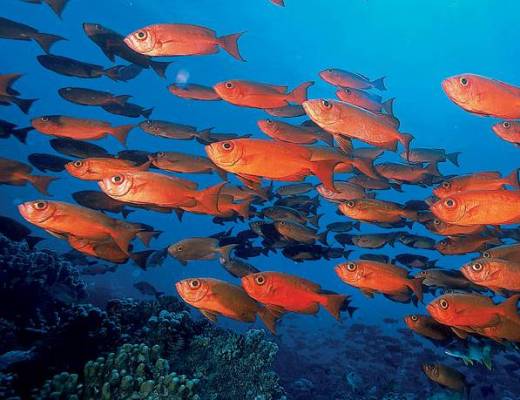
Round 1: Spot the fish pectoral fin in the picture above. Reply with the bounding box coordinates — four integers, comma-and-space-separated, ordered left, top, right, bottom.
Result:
45, 229, 68, 240
450, 327, 469, 340
265, 304, 286, 317
360, 289, 375, 298
200, 309, 218, 323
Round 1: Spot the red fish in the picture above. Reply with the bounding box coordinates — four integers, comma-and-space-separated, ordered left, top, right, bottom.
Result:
492, 121, 520, 146
167, 83, 221, 101
320, 69, 386, 91
433, 170, 519, 198
336, 88, 394, 114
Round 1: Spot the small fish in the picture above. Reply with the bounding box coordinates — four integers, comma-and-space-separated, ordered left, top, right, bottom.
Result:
275, 183, 315, 197
139, 119, 211, 141
317, 181, 372, 203
167, 83, 221, 101
133, 281, 164, 298
0, 215, 44, 249
102, 102, 153, 119
58, 87, 131, 107
32, 115, 133, 145
149, 151, 226, 179
326, 221, 360, 233
28, 153, 71, 172
242, 271, 353, 319
481, 243, 520, 261
263, 206, 320, 227
0, 157, 56, 195
168, 237, 236, 266
37, 54, 122, 80
436, 235, 501, 255
125, 24, 245, 60
461, 257, 520, 294
0, 16, 64, 53
445, 344, 493, 370
397, 233, 436, 250
404, 314, 454, 342
50, 138, 111, 158
336, 88, 394, 114
349, 232, 398, 249
215, 80, 313, 109
0, 119, 32, 143
221, 257, 260, 278
257, 119, 333, 146
401, 148, 460, 167
393, 254, 437, 270
265, 104, 306, 118
320, 69, 386, 91
274, 220, 328, 245
117, 150, 152, 165
492, 120, 520, 146
359, 254, 390, 264
442, 73, 520, 119
433, 170, 519, 198
424, 218, 488, 237
72, 190, 134, 218
375, 162, 440, 184
108, 64, 143, 82
338, 198, 417, 225
176, 278, 278, 334
422, 364, 471, 395
79, 263, 118, 276
348, 175, 400, 191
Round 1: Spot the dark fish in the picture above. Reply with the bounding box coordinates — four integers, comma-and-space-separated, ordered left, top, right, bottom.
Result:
263, 206, 320, 227
282, 244, 347, 262
28, 153, 71, 172
0, 73, 37, 114
415, 269, 483, 292
403, 200, 430, 211
0, 348, 36, 371
195, 131, 252, 145
265, 104, 306, 118
133, 281, 164, 298
58, 87, 132, 107
21, 0, 70, 18
72, 190, 134, 218
0, 16, 64, 53
37, 54, 122, 80
145, 248, 169, 268
222, 257, 260, 278
116, 150, 153, 165
360, 254, 390, 263
397, 233, 436, 250
108, 64, 143, 82
0, 119, 32, 143
82, 23, 170, 78
79, 263, 118, 276
0, 215, 44, 249
102, 102, 153, 119
274, 220, 328, 245
50, 138, 111, 158
275, 183, 315, 196
0, 94, 37, 114
350, 232, 399, 249
326, 221, 361, 232
139, 120, 210, 141
393, 254, 437, 270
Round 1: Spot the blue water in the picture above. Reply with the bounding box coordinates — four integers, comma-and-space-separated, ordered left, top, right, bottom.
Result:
1, 1, 519, 398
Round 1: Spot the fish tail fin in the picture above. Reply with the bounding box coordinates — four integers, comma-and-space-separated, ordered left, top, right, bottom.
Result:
12, 127, 32, 144
196, 127, 214, 143
114, 95, 132, 105
231, 199, 253, 219
391, 182, 403, 192
321, 294, 348, 320
104, 65, 125, 81
112, 226, 142, 255
408, 277, 424, 303
150, 60, 171, 78
13, 98, 38, 114
111, 124, 134, 146
398, 132, 414, 160
353, 221, 361, 231
258, 307, 281, 335
46, 0, 68, 17
218, 244, 238, 264
30, 175, 57, 195
136, 230, 161, 247
310, 160, 340, 193
196, 181, 227, 208
218, 32, 246, 61
318, 230, 329, 246
446, 151, 461, 167
370, 76, 386, 91
130, 250, 155, 270
33, 33, 65, 54
121, 208, 134, 219
506, 168, 520, 189
500, 294, 520, 325
287, 81, 314, 104
382, 97, 395, 115
141, 108, 154, 119
26, 235, 44, 249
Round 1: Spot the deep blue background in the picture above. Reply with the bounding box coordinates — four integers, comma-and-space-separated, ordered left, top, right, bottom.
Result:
0, 0, 519, 336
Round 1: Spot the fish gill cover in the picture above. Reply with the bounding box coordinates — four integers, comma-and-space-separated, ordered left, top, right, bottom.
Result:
0, 0, 519, 399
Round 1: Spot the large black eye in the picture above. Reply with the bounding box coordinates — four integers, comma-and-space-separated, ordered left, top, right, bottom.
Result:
321, 100, 332, 109
459, 77, 468, 86
266, 119, 273, 124
40, 116, 49, 122
444, 198, 456, 208
439, 240, 447, 247
73, 160, 83, 168
482, 251, 491, 258
255, 275, 266, 285
346, 200, 355, 208
471, 263, 483, 271
189, 279, 200, 289
225, 82, 234, 89
95, 24, 102, 30
503, 121, 511, 129
441, 181, 450, 189
111, 175, 124, 184
433, 219, 441, 226
345, 88, 351, 94
221, 142, 233, 151
34, 201, 48, 210
346, 262, 357, 272
410, 315, 418, 322
136, 30, 147, 39
176, 246, 183, 252
439, 299, 449, 310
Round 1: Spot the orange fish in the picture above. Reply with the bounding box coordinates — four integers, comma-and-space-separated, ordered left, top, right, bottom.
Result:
442, 73, 520, 119
302, 99, 413, 158
176, 278, 278, 334
461, 257, 520, 294
336, 88, 394, 114
308, 146, 378, 178
319, 69, 386, 91
0, 157, 56, 195
492, 120, 520, 146
481, 243, 520, 261
214, 80, 313, 109
205, 139, 340, 192
431, 190, 520, 225
257, 119, 333, 146
404, 314, 453, 342
148, 151, 226, 180
424, 218, 487, 236
338, 198, 417, 224
375, 162, 440, 184
435, 235, 501, 255
335, 260, 423, 304
65, 157, 149, 181
99, 170, 225, 211
167, 83, 221, 101
316, 181, 371, 203
124, 24, 244, 60
427, 293, 520, 329
18, 200, 148, 254
241, 271, 351, 319
433, 170, 519, 198
32, 115, 133, 145
476, 316, 520, 343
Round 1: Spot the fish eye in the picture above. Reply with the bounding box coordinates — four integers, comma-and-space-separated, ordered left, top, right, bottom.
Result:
433, 219, 441, 225
321, 100, 332, 109
459, 77, 468, 86
444, 198, 456, 208
410, 315, 418, 322
346, 200, 355, 208
136, 30, 147, 40
266, 119, 273, 124
441, 181, 450, 189
345, 88, 351, 94
40, 116, 49, 122
439, 240, 447, 247
255, 275, 266, 285
189, 279, 200, 289
346, 262, 357, 272
157, 152, 165, 157
73, 160, 83, 168
439, 299, 449, 310
221, 142, 234, 151
176, 246, 183, 252
482, 251, 491, 258
33, 201, 48, 210
95, 24, 102, 30
471, 263, 483, 271
225, 82, 234, 89
111, 175, 124, 184
503, 121, 511, 129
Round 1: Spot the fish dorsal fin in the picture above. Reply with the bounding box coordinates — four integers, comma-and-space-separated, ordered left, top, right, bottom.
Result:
200, 309, 218, 322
